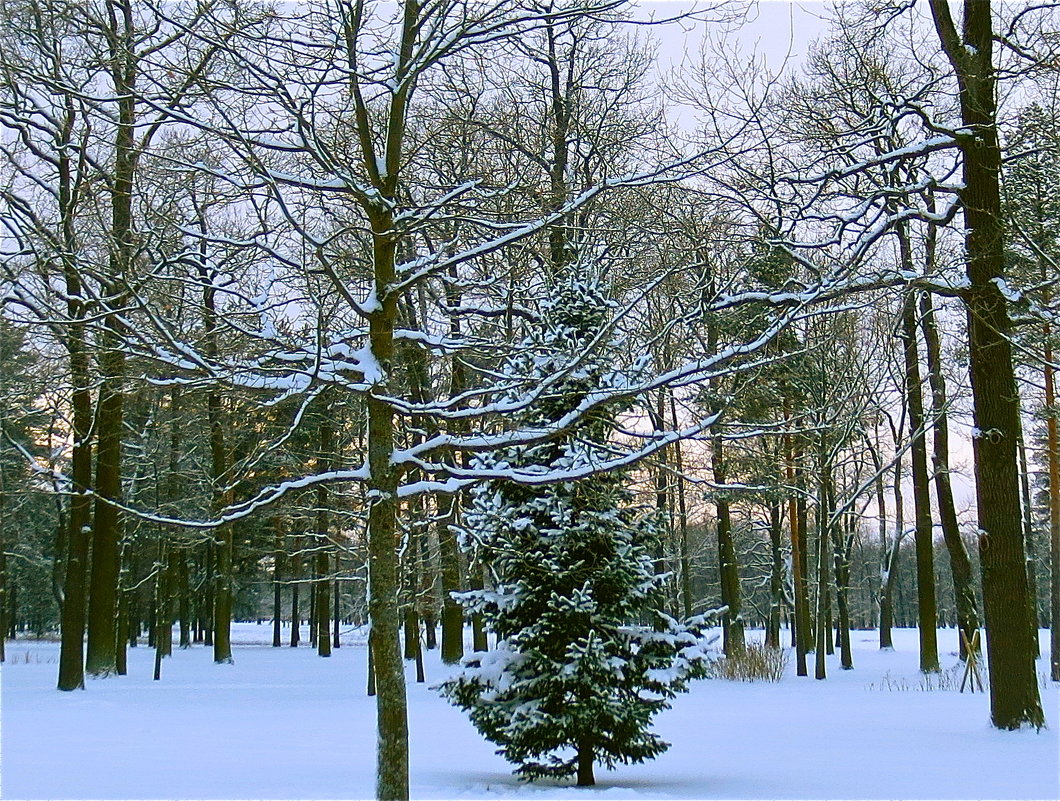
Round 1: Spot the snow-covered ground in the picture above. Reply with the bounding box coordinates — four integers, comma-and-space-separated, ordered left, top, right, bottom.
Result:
1, 625, 1056, 800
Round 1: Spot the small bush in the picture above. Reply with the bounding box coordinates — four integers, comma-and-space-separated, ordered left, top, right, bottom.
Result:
708, 642, 788, 682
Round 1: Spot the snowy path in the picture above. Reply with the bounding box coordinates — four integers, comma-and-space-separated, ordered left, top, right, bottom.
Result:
1, 626, 1056, 800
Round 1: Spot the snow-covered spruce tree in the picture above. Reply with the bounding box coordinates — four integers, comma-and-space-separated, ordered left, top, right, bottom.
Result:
439, 273, 718, 787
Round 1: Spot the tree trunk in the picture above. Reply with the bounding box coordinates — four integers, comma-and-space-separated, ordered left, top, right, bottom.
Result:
767, 501, 784, 648
115, 594, 129, 674
928, 0, 1044, 728
365, 201, 409, 800
833, 515, 854, 670
177, 553, 191, 649
437, 265, 468, 666
671, 396, 693, 619
367, 628, 376, 695
85, 339, 124, 678
201, 245, 233, 666
815, 453, 832, 680
919, 293, 980, 660
576, 742, 595, 787
212, 528, 234, 664
900, 289, 939, 673
1044, 326, 1059, 682
880, 445, 906, 650
713, 436, 744, 655
290, 562, 300, 648
54, 80, 93, 692
203, 545, 214, 646
786, 430, 809, 676
651, 393, 673, 610
1017, 415, 1041, 658
0, 507, 7, 664
421, 528, 436, 652
469, 564, 488, 652
309, 584, 317, 647
153, 540, 167, 682
438, 491, 464, 664
403, 609, 418, 661
333, 562, 342, 649
317, 410, 333, 658
86, 0, 139, 678
161, 550, 178, 659
273, 522, 283, 648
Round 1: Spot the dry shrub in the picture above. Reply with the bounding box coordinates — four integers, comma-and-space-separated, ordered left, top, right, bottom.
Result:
708, 642, 788, 682
4, 649, 57, 665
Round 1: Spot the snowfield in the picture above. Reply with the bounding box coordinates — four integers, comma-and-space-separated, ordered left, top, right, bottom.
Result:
1, 625, 1057, 800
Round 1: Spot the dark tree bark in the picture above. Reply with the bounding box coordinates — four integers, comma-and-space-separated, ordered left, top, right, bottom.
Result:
289, 547, 300, 648
786, 430, 809, 676
85, 0, 141, 678
177, 552, 191, 649
203, 545, 214, 646
815, 451, 832, 680
367, 627, 377, 696
333, 573, 342, 650
309, 583, 317, 647
927, 0, 1044, 728
576, 742, 595, 787
900, 289, 939, 673
363, 190, 408, 800
159, 550, 178, 659
0, 502, 7, 664
403, 608, 419, 661
832, 514, 854, 670
649, 393, 673, 609
469, 563, 488, 652
316, 410, 333, 658
766, 500, 784, 649
880, 440, 906, 651
713, 436, 744, 655
670, 395, 694, 618
152, 541, 167, 682
273, 521, 283, 648
84, 329, 126, 676
115, 595, 129, 674
1016, 416, 1041, 659
1044, 321, 1060, 682
919, 293, 980, 660
57, 275, 93, 691
420, 530, 436, 651
437, 268, 467, 666
195, 211, 234, 665
437, 491, 464, 664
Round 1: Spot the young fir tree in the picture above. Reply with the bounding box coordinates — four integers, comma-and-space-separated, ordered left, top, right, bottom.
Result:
439, 273, 717, 787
